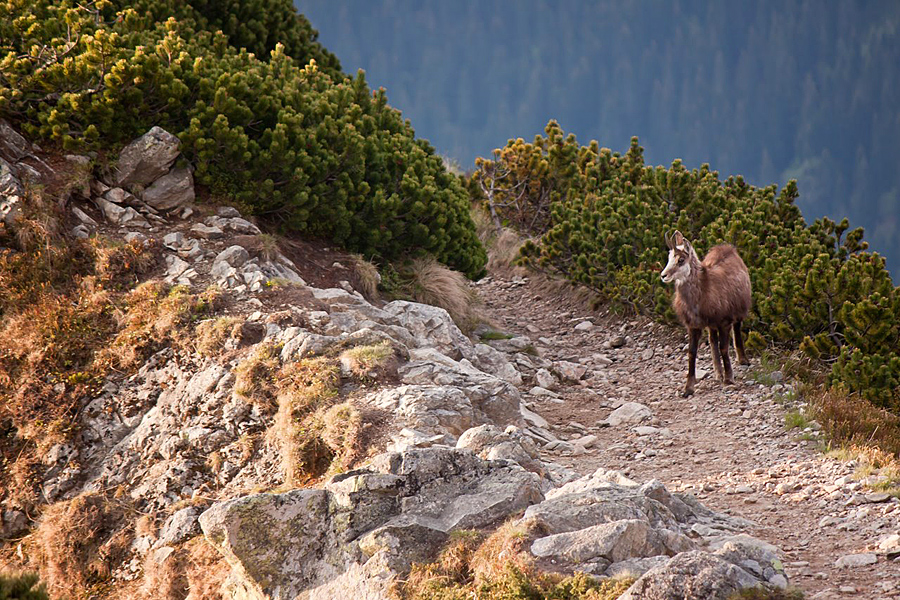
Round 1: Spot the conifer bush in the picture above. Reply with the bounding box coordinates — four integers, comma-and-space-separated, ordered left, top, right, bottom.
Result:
476, 121, 900, 409
0, 0, 485, 276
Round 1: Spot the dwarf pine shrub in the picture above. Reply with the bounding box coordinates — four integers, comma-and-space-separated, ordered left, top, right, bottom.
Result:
0, 0, 486, 277
475, 120, 899, 409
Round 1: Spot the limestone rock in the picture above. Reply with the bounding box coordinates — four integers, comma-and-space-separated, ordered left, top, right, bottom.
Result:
619, 551, 760, 600
472, 343, 523, 385
383, 300, 474, 361
605, 402, 652, 426
109, 126, 180, 188
215, 245, 251, 268
530, 519, 693, 564
201, 448, 543, 599
400, 348, 523, 428
141, 167, 194, 211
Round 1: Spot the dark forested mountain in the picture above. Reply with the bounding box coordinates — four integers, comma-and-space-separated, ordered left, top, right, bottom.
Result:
299, 0, 900, 274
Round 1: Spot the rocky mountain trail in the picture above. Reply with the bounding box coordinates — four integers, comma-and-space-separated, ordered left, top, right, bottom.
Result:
476, 273, 900, 599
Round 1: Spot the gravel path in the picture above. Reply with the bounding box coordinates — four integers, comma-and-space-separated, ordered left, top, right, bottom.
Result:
477, 273, 900, 599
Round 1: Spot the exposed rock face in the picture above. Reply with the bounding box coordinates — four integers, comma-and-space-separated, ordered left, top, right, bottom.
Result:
108, 126, 180, 188
199, 448, 543, 599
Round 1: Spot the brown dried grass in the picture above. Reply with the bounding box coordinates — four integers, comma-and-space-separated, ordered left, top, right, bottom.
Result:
30, 492, 132, 598
350, 254, 381, 301
139, 537, 229, 600
233, 342, 281, 412
401, 257, 481, 334
269, 358, 341, 486
811, 388, 900, 455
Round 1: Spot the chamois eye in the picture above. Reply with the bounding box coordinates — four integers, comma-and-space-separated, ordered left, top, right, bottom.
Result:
678, 257, 685, 265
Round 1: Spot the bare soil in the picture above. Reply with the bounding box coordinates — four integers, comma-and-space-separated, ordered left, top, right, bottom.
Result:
476, 273, 900, 600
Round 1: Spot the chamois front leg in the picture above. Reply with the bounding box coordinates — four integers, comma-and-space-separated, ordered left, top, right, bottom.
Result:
684, 328, 702, 397
719, 323, 734, 384
734, 320, 750, 366
709, 328, 723, 381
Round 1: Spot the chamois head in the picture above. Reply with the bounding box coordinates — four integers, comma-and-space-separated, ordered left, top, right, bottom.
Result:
661, 230, 697, 285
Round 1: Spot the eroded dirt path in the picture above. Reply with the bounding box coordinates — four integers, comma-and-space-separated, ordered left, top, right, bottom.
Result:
476, 274, 900, 600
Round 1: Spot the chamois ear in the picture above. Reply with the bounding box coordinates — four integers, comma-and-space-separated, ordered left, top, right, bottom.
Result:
672, 230, 685, 250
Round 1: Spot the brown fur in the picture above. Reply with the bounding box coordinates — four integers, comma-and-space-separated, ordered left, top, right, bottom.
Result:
663, 231, 752, 396
672, 244, 751, 330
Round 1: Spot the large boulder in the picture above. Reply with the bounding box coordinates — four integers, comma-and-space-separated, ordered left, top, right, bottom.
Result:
382, 300, 475, 361
400, 347, 524, 428
199, 447, 543, 599
141, 166, 194, 211
618, 551, 761, 600
108, 126, 180, 188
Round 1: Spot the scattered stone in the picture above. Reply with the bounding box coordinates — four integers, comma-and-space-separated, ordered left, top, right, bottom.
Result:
574, 321, 593, 331
190, 223, 224, 239
215, 245, 251, 268
610, 335, 627, 348
605, 402, 652, 427
833, 553, 877, 568
535, 368, 557, 390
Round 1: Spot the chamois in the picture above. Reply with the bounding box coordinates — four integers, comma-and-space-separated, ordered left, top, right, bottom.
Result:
661, 230, 752, 397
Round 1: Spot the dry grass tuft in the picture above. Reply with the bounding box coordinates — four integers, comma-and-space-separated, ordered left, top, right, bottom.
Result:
320, 402, 363, 472
339, 340, 398, 382
270, 357, 341, 486
349, 254, 381, 301
401, 519, 633, 600
194, 316, 241, 357
811, 388, 900, 455
30, 492, 132, 597
138, 537, 229, 600
400, 257, 481, 334
486, 228, 529, 274
233, 343, 281, 412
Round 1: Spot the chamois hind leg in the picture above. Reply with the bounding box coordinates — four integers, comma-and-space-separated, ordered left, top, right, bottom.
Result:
719, 323, 734, 384
709, 328, 724, 382
684, 328, 702, 397
734, 320, 750, 365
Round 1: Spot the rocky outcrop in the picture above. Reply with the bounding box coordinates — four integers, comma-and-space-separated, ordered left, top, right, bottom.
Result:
199, 448, 542, 599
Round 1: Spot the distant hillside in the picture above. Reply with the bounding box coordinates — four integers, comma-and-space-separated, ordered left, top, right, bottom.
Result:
300, 0, 900, 273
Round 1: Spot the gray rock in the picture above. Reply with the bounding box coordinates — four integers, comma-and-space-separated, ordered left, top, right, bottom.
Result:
472, 343, 523, 385
217, 206, 242, 218
109, 126, 180, 188
605, 555, 670, 578
200, 488, 335, 600
95, 196, 150, 228
201, 448, 542, 599
554, 360, 588, 381
605, 402, 652, 426
370, 385, 475, 442
530, 519, 693, 563
215, 245, 251, 268
1, 509, 29, 538
141, 167, 194, 211
383, 300, 474, 361
535, 368, 557, 390
574, 321, 594, 331
400, 348, 523, 428
521, 405, 549, 429
190, 223, 225, 239
619, 551, 760, 600
834, 553, 877, 568
0, 119, 32, 161
72, 224, 91, 238
71, 205, 98, 226
155, 507, 201, 547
